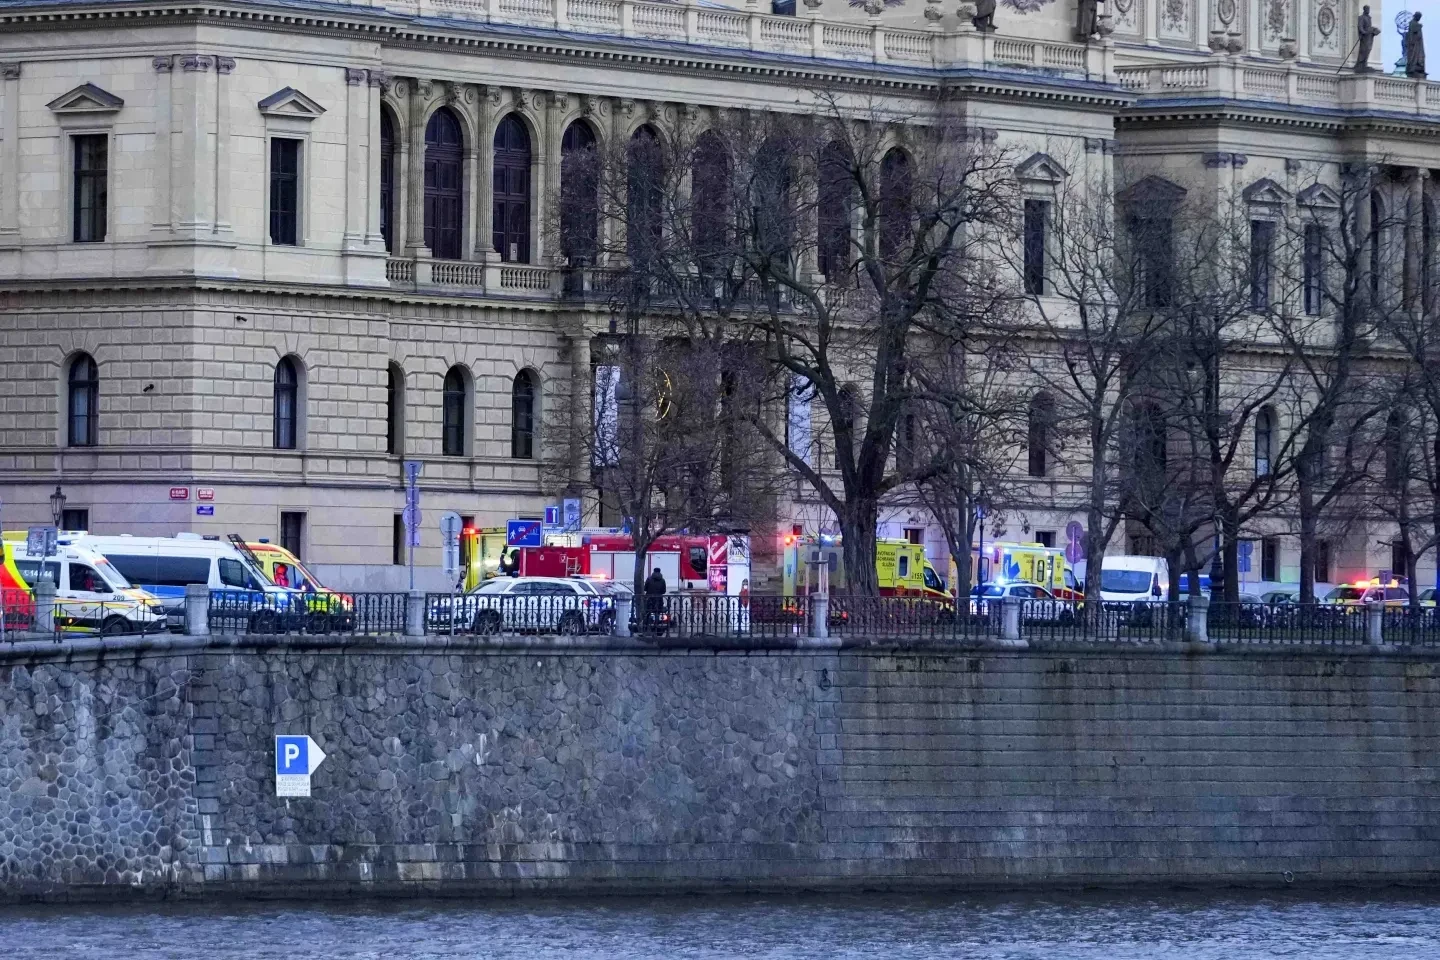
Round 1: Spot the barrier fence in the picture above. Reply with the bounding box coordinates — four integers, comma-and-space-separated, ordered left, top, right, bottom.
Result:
4, 589, 1434, 648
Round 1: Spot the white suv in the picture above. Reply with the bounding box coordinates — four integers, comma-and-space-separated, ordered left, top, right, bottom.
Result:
430, 576, 620, 635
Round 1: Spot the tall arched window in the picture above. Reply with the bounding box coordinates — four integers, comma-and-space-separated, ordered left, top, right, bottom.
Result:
1027, 392, 1054, 478
66, 353, 98, 447
880, 148, 913, 260
386, 363, 404, 455
752, 136, 795, 264
424, 108, 464, 260
274, 357, 300, 450
1254, 407, 1274, 477
442, 366, 468, 457
818, 141, 854, 279
492, 114, 532, 263
511, 370, 536, 460
380, 108, 397, 254
692, 131, 731, 270
1369, 190, 1384, 299
628, 125, 664, 265
560, 120, 598, 265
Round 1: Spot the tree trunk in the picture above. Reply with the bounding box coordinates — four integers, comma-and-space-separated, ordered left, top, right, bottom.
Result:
1297, 482, 1318, 604
839, 499, 880, 596
1221, 514, 1241, 603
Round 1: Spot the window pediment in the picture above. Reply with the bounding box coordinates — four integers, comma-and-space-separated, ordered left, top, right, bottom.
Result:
258, 87, 326, 120
1015, 152, 1068, 183
1296, 183, 1342, 209
47, 83, 123, 115
1243, 178, 1291, 207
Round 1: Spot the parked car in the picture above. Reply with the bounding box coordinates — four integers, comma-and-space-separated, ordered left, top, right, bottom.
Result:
1418, 588, 1436, 608
970, 582, 1074, 623
429, 576, 618, 635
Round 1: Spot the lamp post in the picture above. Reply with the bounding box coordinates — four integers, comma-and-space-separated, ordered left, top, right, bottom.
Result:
49, 485, 66, 529
975, 486, 988, 590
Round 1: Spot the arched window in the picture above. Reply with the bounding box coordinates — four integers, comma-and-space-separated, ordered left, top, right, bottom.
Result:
66, 353, 98, 447
1027, 392, 1054, 478
274, 357, 300, 450
560, 120, 598, 265
818, 141, 854, 279
692, 131, 731, 268
492, 114, 532, 263
1369, 190, 1384, 299
627, 125, 664, 265
380, 108, 397, 254
1254, 407, 1274, 477
386, 363, 404, 455
442, 366, 469, 457
751, 136, 795, 263
511, 370, 536, 460
880, 148, 913, 260
424, 108, 464, 260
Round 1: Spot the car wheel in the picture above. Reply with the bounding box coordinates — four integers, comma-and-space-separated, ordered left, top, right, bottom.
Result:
1057, 607, 1075, 625
473, 610, 503, 636
248, 609, 280, 635
599, 609, 617, 634
558, 612, 586, 636
100, 615, 130, 637
306, 612, 333, 635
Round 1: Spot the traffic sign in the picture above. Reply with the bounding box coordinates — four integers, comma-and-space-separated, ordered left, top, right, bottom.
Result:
404, 459, 422, 486
275, 734, 327, 798
507, 519, 543, 547
403, 503, 422, 548
544, 505, 560, 526
196, 505, 215, 516
563, 497, 581, 532
440, 512, 463, 579
26, 526, 57, 558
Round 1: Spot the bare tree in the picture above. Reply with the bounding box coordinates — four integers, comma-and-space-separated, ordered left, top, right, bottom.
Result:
564, 94, 1023, 595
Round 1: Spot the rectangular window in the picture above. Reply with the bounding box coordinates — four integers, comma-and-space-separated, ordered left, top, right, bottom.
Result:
1314, 540, 1331, 584
280, 511, 305, 560
1261, 537, 1279, 583
1023, 199, 1048, 295
61, 508, 89, 531
904, 527, 923, 546
1391, 541, 1407, 578
393, 515, 405, 566
1303, 223, 1325, 316
1035, 530, 1056, 548
1130, 216, 1172, 309
72, 135, 108, 243
269, 138, 301, 246
1249, 219, 1274, 310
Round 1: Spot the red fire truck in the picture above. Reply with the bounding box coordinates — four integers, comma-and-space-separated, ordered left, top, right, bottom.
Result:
482, 531, 751, 596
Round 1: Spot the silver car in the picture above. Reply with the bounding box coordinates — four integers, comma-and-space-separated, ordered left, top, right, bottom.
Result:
431, 576, 618, 635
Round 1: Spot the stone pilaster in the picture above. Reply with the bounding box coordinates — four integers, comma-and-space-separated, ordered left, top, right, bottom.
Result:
404, 78, 431, 257
0, 62, 21, 245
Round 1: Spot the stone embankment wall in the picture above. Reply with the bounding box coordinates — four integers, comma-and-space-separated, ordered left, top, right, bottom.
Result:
2, 637, 1439, 900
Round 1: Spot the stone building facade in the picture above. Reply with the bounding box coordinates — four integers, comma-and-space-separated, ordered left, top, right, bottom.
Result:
0, 0, 1436, 590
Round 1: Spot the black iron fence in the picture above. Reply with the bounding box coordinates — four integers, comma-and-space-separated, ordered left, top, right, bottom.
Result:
1207, 601, 1369, 645
1380, 605, 1440, 645
209, 590, 402, 636
425, 593, 618, 636
827, 596, 999, 641
1, 588, 169, 641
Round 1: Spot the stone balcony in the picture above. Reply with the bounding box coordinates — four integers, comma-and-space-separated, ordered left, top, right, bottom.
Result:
1117, 59, 1440, 118
380, 0, 1117, 82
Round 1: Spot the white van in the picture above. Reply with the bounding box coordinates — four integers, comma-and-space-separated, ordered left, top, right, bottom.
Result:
1099, 555, 1170, 604
72, 533, 293, 631
4, 540, 167, 635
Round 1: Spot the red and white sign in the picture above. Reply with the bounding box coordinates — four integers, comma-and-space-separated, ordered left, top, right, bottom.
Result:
196, 488, 215, 501
168, 487, 190, 501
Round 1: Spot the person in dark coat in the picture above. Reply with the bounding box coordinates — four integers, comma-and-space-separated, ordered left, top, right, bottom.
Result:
643, 567, 667, 632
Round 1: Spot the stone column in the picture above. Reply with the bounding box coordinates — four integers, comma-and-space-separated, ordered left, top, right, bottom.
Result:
1001, 597, 1021, 641
185, 582, 211, 638
175, 54, 216, 237
1406, 166, 1427, 316
366, 72, 387, 248
391, 83, 409, 258
475, 85, 498, 260
34, 579, 56, 639
405, 79, 431, 257
541, 91, 567, 263
1184, 594, 1210, 644
1365, 597, 1384, 644
213, 57, 235, 236
149, 57, 174, 237
343, 67, 370, 251
0, 62, 17, 245
405, 590, 426, 637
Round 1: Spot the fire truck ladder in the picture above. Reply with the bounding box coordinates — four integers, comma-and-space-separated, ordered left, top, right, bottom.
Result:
226, 534, 268, 581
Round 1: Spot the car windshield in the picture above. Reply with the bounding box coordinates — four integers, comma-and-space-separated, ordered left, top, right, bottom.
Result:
92, 557, 133, 589
1101, 569, 1153, 594
1325, 587, 1364, 602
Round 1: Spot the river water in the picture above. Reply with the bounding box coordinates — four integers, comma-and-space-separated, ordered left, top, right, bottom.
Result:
4, 890, 1439, 959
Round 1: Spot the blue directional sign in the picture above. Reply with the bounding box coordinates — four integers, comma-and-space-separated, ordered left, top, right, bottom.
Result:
544, 505, 560, 526
507, 519, 543, 547
1237, 540, 1253, 574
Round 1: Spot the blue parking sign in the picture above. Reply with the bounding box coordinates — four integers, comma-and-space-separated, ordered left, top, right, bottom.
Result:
276, 735, 309, 775
507, 519, 543, 547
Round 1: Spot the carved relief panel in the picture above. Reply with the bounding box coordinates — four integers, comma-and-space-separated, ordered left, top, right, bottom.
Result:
1311, 0, 1345, 60
1159, 0, 1194, 42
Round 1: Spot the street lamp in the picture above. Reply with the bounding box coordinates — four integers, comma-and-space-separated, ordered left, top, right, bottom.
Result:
49, 485, 66, 528
975, 486, 988, 589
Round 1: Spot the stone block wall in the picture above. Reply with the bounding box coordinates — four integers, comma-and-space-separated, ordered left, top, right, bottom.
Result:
2, 639, 1439, 900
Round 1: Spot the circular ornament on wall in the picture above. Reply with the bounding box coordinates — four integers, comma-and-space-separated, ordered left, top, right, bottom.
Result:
1216, 0, 1236, 25
1316, 3, 1335, 35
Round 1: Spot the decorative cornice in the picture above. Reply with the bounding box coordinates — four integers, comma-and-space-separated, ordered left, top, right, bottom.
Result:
179, 54, 213, 72
345, 66, 367, 85
152, 54, 173, 72
216, 55, 235, 74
